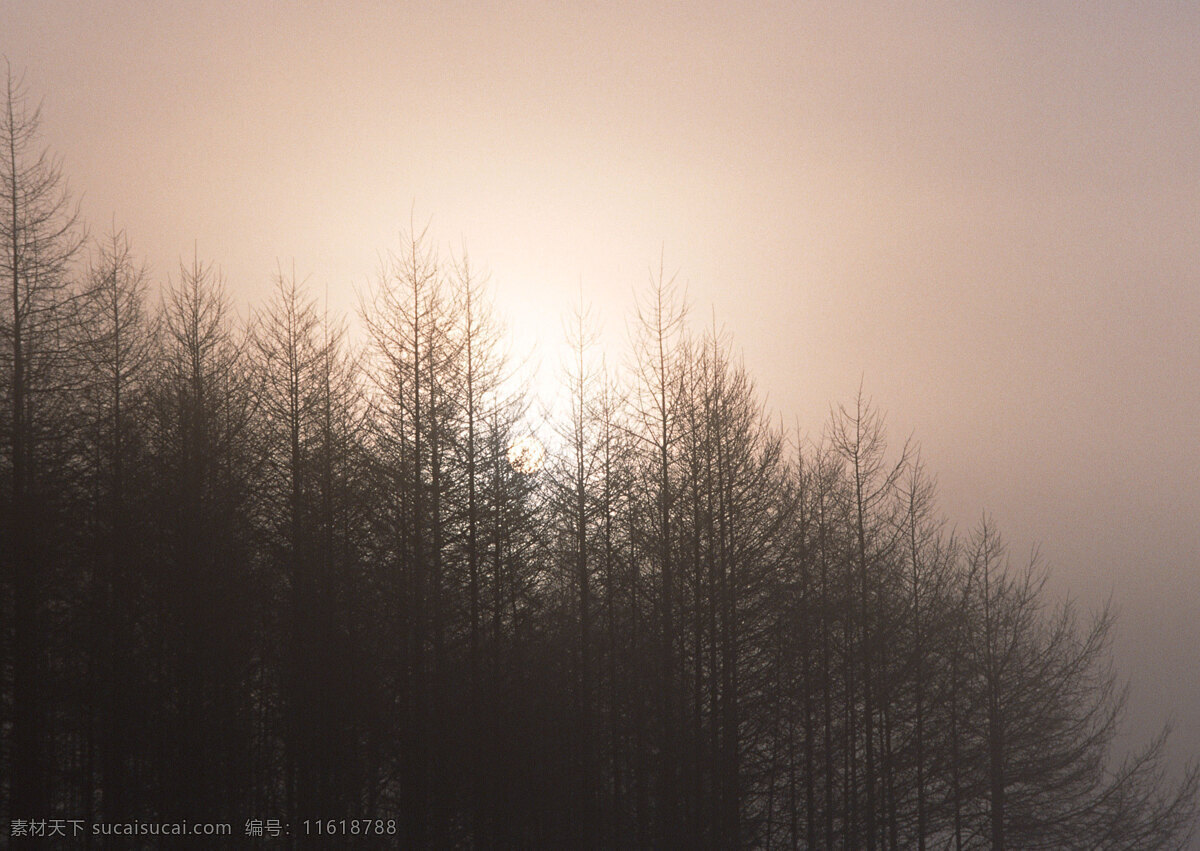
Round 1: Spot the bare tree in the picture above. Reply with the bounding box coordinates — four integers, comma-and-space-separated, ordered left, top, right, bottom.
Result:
448, 246, 511, 840
961, 518, 1199, 850
254, 267, 341, 822
547, 287, 603, 841
361, 224, 445, 840
0, 62, 84, 820
828, 388, 910, 849
76, 227, 155, 821
148, 252, 260, 821
897, 453, 941, 851
627, 255, 689, 845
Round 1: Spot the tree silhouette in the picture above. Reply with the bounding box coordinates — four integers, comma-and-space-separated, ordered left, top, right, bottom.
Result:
148, 254, 260, 822
1, 62, 84, 823
75, 227, 155, 822
1, 72, 1197, 851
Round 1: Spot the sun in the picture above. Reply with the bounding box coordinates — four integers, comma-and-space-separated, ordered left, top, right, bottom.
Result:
507, 434, 546, 474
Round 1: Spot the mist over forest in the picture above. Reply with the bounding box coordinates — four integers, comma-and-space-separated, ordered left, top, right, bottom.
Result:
3, 53, 1199, 848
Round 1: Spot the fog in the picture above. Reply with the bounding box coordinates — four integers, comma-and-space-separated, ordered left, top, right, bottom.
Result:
7, 0, 1198, 788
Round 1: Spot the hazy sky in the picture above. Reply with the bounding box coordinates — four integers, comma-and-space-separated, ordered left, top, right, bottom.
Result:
6, 1, 1198, 776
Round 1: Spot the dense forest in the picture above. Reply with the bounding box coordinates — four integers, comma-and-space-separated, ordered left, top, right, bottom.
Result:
2, 70, 1198, 849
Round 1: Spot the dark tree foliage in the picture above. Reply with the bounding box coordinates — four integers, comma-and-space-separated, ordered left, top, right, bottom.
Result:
2, 75, 1198, 849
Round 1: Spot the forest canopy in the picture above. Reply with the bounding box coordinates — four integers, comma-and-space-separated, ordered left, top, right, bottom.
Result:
2, 68, 1197, 849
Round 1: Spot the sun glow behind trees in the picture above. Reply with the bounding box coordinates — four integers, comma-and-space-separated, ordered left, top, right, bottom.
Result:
507, 434, 545, 474
2, 64, 1199, 851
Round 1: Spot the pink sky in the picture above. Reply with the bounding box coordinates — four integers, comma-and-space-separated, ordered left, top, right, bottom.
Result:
6, 1, 1199, 779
